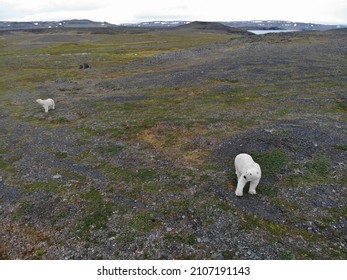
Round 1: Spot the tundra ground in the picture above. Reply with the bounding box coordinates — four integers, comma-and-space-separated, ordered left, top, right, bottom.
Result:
0, 26, 346, 259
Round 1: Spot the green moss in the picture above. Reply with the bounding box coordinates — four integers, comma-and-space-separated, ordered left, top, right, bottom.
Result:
22, 181, 61, 193
239, 212, 317, 244
95, 144, 124, 155
295, 248, 316, 260
258, 185, 278, 197
164, 232, 197, 246
0, 159, 9, 169
102, 164, 157, 185
284, 153, 333, 186
333, 100, 347, 112
53, 208, 70, 222
54, 151, 69, 159
0, 153, 16, 173
307, 153, 331, 175
105, 124, 150, 139
13, 199, 32, 219
35, 249, 45, 259
340, 173, 347, 185
143, 184, 159, 192
102, 165, 133, 183
135, 169, 157, 182
332, 143, 347, 151
221, 251, 237, 260
128, 210, 158, 231
252, 149, 289, 176
279, 250, 295, 260
78, 207, 113, 231
215, 200, 232, 211
115, 231, 137, 248
76, 188, 115, 238
48, 117, 71, 125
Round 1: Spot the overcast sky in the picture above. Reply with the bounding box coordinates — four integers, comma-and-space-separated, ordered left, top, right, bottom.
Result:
1, 0, 347, 25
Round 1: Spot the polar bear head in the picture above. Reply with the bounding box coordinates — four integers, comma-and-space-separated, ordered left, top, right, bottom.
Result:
36, 99, 43, 104
243, 166, 261, 181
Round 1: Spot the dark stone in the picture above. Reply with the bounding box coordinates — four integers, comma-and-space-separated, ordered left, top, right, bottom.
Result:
79, 63, 90, 69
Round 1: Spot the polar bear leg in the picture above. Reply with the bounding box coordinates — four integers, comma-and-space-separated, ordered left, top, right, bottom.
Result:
235, 176, 247, 196
248, 179, 260, 195
44, 105, 49, 113
235, 169, 241, 180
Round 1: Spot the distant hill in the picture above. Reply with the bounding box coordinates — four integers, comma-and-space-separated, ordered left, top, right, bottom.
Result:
175, 21, 252, 35
222, 20, 346, 30
0, 19, 345, 31
125, 20, 346, 31
0, 19, 116, 30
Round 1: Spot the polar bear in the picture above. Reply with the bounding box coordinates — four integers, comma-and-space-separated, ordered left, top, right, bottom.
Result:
234, 153, 261, 196
36, 98, 55, 113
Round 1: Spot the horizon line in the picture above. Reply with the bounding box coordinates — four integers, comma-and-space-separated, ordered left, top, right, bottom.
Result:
1, 18, 347, 26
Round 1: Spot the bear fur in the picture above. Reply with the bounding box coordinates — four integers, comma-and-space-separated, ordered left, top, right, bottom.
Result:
36, 98, 55, 113
234, 153, 261, 196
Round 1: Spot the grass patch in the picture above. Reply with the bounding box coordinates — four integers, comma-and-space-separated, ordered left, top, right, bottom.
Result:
48, 116, 71, 125
215, 200, 232, 211
307, 153, 331, 175
0, 159, 9, 169
35, 249, 45, 259
128, 210, 158, 231
285, 153, 333, 186
252, 149, 289, 176
164, 232, 197, 246
12, 199, 32, 219
101, 123, 154, 140
279, 250, 295, 260
76, 187, 115, 238
128, 182, 161, 199
102, 164, 158, 185
332, 143, 347, 151
22, 181, 61, 193
333, 99, 347, 112
54, 151, 69, 159
258, 185, 278, 197
0, 156, 16, 174
131, 169, 158, 182
95, 144, 124, 155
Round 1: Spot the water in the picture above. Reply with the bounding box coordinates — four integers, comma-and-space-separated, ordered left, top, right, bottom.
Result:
249, 30, 300, 35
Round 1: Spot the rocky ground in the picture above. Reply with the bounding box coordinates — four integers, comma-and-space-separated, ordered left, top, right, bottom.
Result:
0, 25, 346, 259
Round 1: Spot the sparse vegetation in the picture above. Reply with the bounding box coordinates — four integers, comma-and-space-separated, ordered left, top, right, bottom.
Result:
252, 149, 289, 176
284, 153, 334, 186
35, 248, 45, 259
0, 26, 346, 259
76, 187, 115, 239
22, 181, 61, 193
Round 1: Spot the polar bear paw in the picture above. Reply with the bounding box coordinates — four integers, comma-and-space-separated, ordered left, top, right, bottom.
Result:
248, 190, 257, 195
235, 190, 243, 197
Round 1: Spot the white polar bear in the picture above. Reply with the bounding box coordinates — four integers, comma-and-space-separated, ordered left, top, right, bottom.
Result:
36, 98, 55, 113
234, 153, 261, 196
